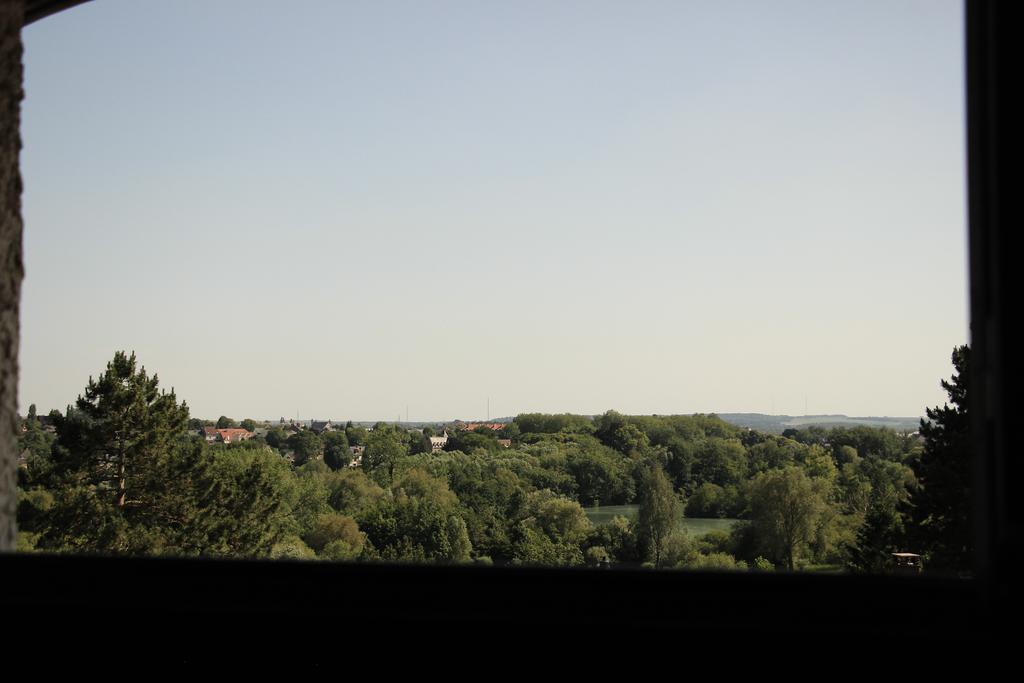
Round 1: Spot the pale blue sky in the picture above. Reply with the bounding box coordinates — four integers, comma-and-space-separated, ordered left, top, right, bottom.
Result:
18, 0, 967, 421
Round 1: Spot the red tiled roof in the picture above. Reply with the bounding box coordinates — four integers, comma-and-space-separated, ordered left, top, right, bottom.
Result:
465, 423, 505, 431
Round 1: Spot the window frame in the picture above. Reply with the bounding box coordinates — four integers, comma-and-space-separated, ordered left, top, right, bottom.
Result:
2, 0, 1013, 650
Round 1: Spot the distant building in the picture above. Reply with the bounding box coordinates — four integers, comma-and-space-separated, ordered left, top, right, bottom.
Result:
429, 435, 448, 453
204, 427, 254, 444
310, 420, 334, 435
218, 428, 253, 444
464, 422, 505, 432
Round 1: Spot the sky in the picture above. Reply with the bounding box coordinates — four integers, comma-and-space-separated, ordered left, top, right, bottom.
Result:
18, 0, 967, 422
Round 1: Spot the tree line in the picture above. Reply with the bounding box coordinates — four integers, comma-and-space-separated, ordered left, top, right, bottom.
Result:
14, 347, 971, 574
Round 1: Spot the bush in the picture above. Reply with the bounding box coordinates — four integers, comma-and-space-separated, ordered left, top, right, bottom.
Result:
304, 513, 365, 555
270, 536, 316, 560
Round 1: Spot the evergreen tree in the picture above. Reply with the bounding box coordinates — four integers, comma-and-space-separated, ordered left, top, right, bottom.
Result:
906, 345, 972, 574
845, 484, 906, 573
36, 351, 293, 556
49, 351, 189, 512
37, 352, 190, 552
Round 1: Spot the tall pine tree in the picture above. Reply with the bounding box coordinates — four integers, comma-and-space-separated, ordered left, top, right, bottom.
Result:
37, 351, 295, 556
906, 345, 972, 575
39, 351, 190, 552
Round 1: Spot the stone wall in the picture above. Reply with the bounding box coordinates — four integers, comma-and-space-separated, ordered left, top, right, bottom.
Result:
0, 1, 24, 552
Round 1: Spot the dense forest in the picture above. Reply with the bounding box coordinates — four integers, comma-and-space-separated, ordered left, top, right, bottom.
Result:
13, 349, 971, 574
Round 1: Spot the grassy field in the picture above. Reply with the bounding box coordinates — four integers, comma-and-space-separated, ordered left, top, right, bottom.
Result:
582, 504, 738, 537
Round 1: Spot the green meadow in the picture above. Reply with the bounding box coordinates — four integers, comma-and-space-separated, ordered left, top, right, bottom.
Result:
583, 505, 738, 537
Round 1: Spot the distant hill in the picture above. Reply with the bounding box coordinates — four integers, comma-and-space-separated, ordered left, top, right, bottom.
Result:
718, 413, 922, 434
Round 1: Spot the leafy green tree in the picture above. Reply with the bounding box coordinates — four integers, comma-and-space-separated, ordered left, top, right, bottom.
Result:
517, 442, 578, 498
747, 466, 828, 570
652, 531, 697, 568
408, 430, 432, 455
270, 536, 316, 560
287, 430, 324, 466
15, 488, 53, 536
357, 468, 472, 563
685, 482, 742, 518
797, 444, 838, 484
697, 529, 732, 555
691, 438, 747, 488
322, 431, 352, 471
514, 413, 595, 435
511, 489, 590, 566
586, 515, 639, 564
303, 512, 366, 558
595, 411, 650, 456
265, 427, 288, 450
496, 422, 521, 441
746, 437, 802, 475
906, 345, 972, 574
198, 446, 302, 556
565, 441, 635, 506
362, 428, 408, 485
512, 524, 584, 566
289, 465, 331, 538
684, 551, 747, 571
663, 436, 697, 492
585, 546, 611, 567
427, 452, 528, 562
526, 492, 591, 545
216, 416, 237, 429
240, 419, 257, 432
836, 458, 872, 516
345, 424, 369, 447
444, 429, 501, 454
829, 426, 906, 463
839, 453, 914, 572
321, 537, 365, 561
635, 462, 681, 567
324, 469, 387, 518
